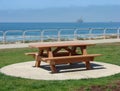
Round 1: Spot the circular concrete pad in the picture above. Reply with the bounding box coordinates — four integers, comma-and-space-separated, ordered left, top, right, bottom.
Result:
1, 61, 120, 80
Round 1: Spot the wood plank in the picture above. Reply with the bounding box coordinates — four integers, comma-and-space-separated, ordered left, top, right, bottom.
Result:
29, 42, 95, 48
43, 54, 101, 60
47, 57, 94, 64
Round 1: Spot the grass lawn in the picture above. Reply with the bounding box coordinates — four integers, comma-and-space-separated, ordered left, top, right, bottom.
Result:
0, 43, 120, 91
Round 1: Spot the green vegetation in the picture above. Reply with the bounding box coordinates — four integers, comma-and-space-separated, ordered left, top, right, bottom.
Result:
0, 43, 120, 91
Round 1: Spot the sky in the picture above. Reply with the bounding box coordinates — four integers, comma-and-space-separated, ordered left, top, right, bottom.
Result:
0, 0, 120, 22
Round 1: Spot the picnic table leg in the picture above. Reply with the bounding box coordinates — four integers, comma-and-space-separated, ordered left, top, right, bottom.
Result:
47, 48, 57, 73
80, 46, 87, 55
35, 54, 41, 67
85, 57, 94, 70
50, 64, 57, 73
85, 61, 91, 70
34, 49, 44, 67
71, 46, 77, 55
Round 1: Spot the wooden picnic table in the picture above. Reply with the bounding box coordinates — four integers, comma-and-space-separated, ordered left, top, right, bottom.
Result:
26, 42, 101, 73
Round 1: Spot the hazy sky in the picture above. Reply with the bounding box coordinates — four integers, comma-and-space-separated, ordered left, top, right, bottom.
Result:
0, 0, 120, 22
1, 0, 120, 9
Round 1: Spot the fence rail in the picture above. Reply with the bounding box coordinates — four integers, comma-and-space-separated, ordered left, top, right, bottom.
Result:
0, 28, 120, 44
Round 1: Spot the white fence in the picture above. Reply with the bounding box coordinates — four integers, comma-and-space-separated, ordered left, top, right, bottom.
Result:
0, 28, 120, 44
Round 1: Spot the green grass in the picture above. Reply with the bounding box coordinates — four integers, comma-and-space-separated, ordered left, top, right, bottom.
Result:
0, 43, 120, 91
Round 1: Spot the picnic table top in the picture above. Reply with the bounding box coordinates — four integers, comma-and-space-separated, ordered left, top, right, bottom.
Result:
29, 41, 95, 48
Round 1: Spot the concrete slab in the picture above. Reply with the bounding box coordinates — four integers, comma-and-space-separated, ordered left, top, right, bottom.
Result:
1, 61, 120, 80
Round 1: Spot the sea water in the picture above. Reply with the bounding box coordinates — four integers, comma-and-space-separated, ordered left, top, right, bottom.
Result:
0, 22, 120, 42
0, 22, 120, 31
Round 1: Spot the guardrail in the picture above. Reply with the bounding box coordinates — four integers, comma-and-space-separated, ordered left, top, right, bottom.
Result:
0, 28, 120, 44
3, 30, 23, 43
41, 29, 59, 42
0, 31, 4, 43
23, 30, 41, 43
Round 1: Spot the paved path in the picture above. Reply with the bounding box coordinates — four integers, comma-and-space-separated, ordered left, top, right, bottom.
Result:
1, 61, 120, 80
0, 39, 120, 49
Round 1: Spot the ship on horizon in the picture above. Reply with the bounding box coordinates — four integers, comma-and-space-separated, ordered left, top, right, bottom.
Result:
77, 18, 84, 23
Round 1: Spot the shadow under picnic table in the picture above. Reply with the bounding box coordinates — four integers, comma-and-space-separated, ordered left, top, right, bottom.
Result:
38, 62, 106, 73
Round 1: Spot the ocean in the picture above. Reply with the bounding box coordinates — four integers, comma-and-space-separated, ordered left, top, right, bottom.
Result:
0, 22, 120, 31
0, 22, 120, 42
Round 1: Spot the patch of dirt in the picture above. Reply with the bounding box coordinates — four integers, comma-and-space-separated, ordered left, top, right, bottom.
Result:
75, 80, 120, 91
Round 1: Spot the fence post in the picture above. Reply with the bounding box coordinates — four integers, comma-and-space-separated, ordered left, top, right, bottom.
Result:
58, 29, 61, 41
23, 31, 26, 43
0, 31, 4, 44
73, 28, 78, 40
3, 31, 7, 44
103, 28, 106, 39
117, 28, 120, 39
41, 30, 44, 42
89, 28, 92, 40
